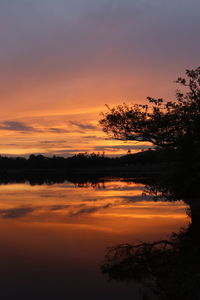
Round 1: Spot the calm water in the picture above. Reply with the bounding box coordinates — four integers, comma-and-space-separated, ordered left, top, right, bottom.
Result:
0, 179, 189, 299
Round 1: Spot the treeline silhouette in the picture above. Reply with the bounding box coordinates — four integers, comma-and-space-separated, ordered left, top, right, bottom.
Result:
0, 150, 175, 170
0, 150, 173, 184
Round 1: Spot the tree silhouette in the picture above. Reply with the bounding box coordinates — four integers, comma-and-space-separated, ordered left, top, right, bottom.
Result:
101, 170, 200, 299
99, 67, 200, 158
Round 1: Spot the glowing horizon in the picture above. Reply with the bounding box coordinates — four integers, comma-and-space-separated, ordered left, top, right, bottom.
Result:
0, 0, 199, 156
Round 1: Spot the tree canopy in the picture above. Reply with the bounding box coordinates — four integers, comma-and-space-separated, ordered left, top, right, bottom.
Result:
99, 67, 200, 156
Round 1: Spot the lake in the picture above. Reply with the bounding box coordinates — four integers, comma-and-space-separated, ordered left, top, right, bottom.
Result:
0, 178, 189, 299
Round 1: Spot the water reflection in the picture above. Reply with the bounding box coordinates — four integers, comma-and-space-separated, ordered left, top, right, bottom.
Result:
0, 178, 190, 299
102, 172, 200, 300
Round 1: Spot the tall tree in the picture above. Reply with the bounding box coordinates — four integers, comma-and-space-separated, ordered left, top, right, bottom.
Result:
99, 67, 200, 156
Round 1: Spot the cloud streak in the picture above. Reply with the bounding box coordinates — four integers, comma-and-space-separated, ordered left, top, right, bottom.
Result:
48, 128, 69, 133
69, 203, 112, 217
69, 121, 98, 131
0, 207, 34, 219
94, 144, 151, 151
0, 121, 39, 132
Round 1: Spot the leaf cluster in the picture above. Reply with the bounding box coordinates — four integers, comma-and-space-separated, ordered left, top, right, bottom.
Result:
99, 67, 200, 153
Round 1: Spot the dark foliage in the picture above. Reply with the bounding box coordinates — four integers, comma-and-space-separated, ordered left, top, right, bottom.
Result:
99, 67, 200, 162
0, 150, 171, 170
101, 168, 200, 300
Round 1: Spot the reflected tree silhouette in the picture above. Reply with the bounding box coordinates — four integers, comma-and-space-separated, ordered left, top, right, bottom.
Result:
101, 168, 200, 300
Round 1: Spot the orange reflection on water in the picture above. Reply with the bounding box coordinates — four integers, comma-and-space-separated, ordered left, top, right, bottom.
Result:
0, 179, 190, 299
0, 180, 189, 240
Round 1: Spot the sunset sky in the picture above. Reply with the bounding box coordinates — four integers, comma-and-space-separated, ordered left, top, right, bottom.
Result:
0, 0, 200, 157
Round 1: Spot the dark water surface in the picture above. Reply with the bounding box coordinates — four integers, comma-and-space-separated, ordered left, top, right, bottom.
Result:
0, 179, 189, 299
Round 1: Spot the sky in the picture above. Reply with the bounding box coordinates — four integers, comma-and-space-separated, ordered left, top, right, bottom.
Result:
0, 0, 200, 157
